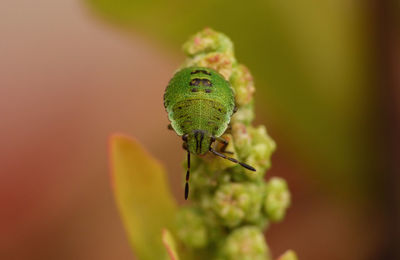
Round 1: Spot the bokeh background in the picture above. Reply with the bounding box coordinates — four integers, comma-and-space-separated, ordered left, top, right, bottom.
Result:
1, 0, 399, 259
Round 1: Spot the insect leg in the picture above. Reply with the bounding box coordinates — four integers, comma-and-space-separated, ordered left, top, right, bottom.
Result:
209, 147, 256, 171
214, 136, 234, 154
233, 105, 238, 114
185, 151, 190, 200
225, 124, 232, 133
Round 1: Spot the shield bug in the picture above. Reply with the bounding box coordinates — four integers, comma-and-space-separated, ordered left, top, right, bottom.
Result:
164, 67, 256, 200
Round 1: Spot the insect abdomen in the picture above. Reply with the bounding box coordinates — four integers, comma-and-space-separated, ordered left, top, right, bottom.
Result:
170, 98, 230, 137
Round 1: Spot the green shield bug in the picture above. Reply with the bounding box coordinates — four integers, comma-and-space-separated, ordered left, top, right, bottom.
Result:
164, 67, 256, 200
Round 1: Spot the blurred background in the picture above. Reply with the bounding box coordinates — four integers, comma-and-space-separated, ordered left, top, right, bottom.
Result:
0, 0, 399, 259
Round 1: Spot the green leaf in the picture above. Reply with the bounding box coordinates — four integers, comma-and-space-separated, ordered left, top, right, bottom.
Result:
162, 229, 180, 260
109, 134, 177, 260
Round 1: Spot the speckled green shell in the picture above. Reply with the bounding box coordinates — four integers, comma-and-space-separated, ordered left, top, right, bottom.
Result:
164, 67, 235, 138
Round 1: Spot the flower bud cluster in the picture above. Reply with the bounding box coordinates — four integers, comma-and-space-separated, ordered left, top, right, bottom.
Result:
175, 28, 293, 259
183, 28, 235, 79
217, 226, 270, 260
264, 177, 291, 222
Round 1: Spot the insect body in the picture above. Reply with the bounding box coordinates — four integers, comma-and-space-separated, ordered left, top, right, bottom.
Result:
164, 67, 256, 199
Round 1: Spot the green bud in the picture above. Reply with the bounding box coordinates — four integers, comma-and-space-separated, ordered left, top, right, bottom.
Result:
243, 184, 265, 224
212, 183, 265, 228
212, 183, 248, 227
246, 126, 276, 174
250, 126, 276, 150
175, 207, 208, 248
232, 123, 252, 159
189, 162, 216, 199
203, 210, 226, 244
264, 178, 291, 222
182, 28, 236, 80
230, 125, 275, 181
183, 27, 234, 58
218, 226, 270, 260
231, 102, 254, 125
183, 51, 235, 80
230, 64, 255, 107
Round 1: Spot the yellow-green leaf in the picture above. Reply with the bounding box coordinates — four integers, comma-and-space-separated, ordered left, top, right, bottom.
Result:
162, 229, 180, 260
109, 134, 177, 260
277, 250, 298, 260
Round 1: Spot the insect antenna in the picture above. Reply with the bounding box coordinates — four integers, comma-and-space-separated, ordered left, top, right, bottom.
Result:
209, 147, 256, 171
185, 151, 191, 200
